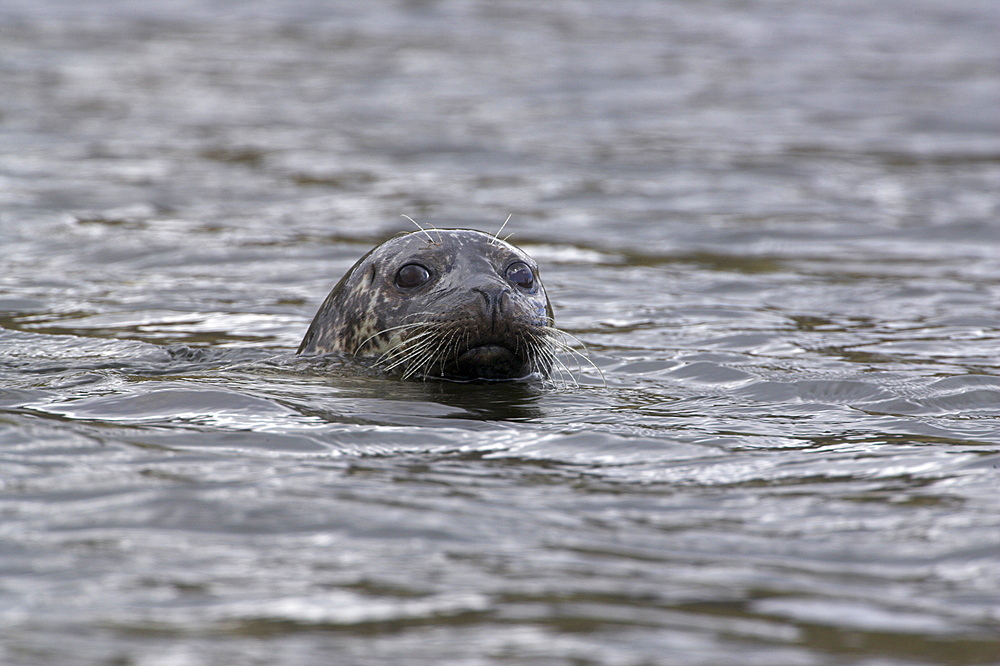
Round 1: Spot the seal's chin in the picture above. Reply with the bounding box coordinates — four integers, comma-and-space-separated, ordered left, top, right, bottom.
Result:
444, 344, 529, 381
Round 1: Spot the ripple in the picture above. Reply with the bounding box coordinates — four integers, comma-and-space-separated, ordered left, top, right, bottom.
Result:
665, 361, 755, 385
737, 378, 895, 405
131, 590, 492, 630
753, 598, 956, 635
2, 0, 999, 663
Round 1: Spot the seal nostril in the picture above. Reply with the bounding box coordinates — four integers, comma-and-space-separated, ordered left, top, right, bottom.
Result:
472, 285, 507, 318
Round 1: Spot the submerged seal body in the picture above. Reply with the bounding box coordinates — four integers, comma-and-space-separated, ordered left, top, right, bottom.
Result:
298, 228, 555, 381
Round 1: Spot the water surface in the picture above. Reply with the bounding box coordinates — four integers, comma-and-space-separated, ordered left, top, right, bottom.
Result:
2, 1, 999, 664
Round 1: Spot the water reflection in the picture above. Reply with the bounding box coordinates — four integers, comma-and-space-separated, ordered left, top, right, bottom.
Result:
284, 366, 547, 424
408, 377, 545, 422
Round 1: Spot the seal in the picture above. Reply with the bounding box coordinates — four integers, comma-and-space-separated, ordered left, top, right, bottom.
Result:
297, 228, 558, 381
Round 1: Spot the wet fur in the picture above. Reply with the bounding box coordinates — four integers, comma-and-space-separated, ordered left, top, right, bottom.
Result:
299, 228, 569, 381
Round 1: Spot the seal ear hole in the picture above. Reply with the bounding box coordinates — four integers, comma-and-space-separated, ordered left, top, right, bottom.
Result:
395, 263, 431, 290
505, 261, 535, 291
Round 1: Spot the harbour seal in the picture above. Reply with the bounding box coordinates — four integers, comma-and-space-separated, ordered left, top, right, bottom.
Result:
297, 228, 557, 381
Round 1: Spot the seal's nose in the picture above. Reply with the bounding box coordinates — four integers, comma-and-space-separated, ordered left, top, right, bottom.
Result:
471, 283, 509, 326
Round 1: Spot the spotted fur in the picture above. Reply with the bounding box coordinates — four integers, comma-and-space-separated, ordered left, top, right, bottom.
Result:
298, 228, 557, 381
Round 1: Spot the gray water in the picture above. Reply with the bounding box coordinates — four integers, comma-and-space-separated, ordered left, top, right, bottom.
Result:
2, 1, 1000, 664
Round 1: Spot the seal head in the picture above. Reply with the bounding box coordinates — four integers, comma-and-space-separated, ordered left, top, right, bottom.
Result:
298, 228, 554, 381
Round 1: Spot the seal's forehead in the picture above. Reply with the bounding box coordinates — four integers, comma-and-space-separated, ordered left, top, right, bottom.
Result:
373, 228, 533, 264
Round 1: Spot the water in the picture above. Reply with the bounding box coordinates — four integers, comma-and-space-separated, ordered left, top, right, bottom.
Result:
2, 1, 999, 664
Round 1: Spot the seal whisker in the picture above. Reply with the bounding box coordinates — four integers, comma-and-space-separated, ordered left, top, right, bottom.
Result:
389, 348, 429, 377
391, 323, 452, 379
549, 339, 604, 386
401, 214, 441, 245
544, 333, 593, 368
522, 334, 550, 376
354, 322, 432, 357
410, 335, 448, 379
383, 330, 440, 374
376, 329, 436, 369
537, 339, 576, 386
490, 213, 513, 246
379, 337, 435, 370
409, 329, 456, 379
441, 327, 467, 377
524, 338, 546, 376
550, 349, 582, 387
373, 326, 437, 361
532, 325, 604, 386
528, 335, 553, 379
538, 346, 574, 386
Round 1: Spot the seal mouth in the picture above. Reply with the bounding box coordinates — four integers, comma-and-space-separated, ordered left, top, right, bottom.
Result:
444, 344, 528, 381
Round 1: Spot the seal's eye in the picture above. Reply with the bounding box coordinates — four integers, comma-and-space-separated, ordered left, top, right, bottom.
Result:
395, 263, 431, 289
505, 262, 535, 290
